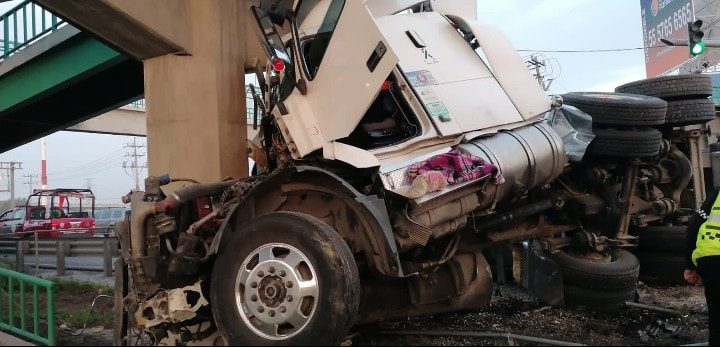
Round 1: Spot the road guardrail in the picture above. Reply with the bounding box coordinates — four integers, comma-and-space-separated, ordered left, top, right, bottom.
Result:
0, 228, 119, 277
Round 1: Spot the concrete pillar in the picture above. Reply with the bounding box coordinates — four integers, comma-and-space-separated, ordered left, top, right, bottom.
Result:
144, 0, 248, 182
37, 0, 259, 182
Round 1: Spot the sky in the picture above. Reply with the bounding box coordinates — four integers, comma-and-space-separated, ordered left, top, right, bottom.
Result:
0, 0, 647, 205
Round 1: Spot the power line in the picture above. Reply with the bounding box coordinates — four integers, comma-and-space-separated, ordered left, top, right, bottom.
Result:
697, 0, 720, 14
516, 44, 701, 54
50, 158, 125, 182
518, 48, 645, 53
50, 159, 125, 183
47, 148, 125, 176
49, 151, 127, 181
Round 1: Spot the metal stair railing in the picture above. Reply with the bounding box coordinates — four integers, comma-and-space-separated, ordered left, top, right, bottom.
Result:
1, 0, 66, 60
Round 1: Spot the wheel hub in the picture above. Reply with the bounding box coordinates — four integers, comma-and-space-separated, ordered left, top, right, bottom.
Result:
235, 243, 319, 340
257, 272, 288, 308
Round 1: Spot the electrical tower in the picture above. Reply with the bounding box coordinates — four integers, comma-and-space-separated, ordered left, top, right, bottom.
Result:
23, 174, 39, 195
123, 137, 147, 191
0, 162, 22, 208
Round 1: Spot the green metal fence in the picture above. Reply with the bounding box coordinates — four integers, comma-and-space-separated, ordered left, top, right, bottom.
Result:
0, 268, 55, 346
1, 0, 66, 60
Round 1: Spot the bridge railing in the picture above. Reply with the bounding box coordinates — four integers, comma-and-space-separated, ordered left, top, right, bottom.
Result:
1, 0, 66, 60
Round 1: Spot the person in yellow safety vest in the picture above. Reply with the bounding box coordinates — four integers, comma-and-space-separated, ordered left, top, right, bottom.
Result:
685, 189, 720, 345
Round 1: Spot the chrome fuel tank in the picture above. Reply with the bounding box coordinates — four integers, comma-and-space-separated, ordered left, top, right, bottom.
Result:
458, 122, 567, 204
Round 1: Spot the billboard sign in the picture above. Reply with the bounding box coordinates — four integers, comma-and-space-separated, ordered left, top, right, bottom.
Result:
641, 0, 695, 78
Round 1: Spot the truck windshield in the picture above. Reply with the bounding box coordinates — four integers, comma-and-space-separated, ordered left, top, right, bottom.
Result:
296, 0, 346, 80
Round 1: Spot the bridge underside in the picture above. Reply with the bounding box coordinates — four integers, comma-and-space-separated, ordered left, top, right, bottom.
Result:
0, 33, 143, 152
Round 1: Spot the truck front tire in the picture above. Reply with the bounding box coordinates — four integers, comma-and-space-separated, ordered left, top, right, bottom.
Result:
210, 212, 360, 346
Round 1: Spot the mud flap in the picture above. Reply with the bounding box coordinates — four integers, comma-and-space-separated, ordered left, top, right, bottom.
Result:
520, 241, 564, 306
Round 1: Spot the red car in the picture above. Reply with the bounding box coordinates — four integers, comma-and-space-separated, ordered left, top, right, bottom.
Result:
20, 189, 96, 239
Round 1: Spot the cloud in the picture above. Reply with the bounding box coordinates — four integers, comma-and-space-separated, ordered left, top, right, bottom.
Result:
586, 64, 647, 92
514, 0, 595, 29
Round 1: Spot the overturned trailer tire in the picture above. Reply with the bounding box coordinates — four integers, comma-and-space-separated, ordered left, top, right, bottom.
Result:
638, 253, 687, 285
633, 226, 688, 285
210, 212, 360, 346
551, 249, 639, 311
615, 74, 713, 100
616, 75, 716, 126
664, 99, 717, 127
587, 128, 663, 158
561, 92, 667, 126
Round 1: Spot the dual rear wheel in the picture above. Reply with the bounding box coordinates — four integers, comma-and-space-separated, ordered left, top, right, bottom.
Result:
551, 248, 640, 311
562, 74, 716, 159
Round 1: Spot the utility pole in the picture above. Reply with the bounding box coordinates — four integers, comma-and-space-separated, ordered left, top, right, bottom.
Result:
0, 162, 23, 208
123, 137, 147, 191
23, 174, 39, 195
85, 178, 94, 191
40, 137, 48, 206
525, 54, 555, 91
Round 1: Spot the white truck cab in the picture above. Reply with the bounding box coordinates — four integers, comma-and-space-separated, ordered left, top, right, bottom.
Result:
116, 1, 708, 345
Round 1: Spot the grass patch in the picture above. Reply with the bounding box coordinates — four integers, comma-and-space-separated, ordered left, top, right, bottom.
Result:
58, 305, 113, 328
0, 260, 16, 271
51, 277, 112, 296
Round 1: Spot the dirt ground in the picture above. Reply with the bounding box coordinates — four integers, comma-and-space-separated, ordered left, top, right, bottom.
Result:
49, 280, 708, 346
354, 283, 709, 346
56, 291, 114, 346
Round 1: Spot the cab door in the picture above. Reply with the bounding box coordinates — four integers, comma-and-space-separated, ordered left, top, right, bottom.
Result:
293, 0, 400, 144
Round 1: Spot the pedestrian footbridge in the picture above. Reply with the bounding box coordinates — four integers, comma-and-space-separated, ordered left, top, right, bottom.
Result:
0, 0, 143, 152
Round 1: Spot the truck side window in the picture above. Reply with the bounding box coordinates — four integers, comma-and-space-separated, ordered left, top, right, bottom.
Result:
296, 0, 345, 80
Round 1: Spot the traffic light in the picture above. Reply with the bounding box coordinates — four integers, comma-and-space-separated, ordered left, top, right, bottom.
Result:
689, 19, 706, 57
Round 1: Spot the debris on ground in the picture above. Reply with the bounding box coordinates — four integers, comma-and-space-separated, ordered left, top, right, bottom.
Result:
356, 284, 708, 346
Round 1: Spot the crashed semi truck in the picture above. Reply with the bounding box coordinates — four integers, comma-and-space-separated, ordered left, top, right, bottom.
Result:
113, 0, 718, 345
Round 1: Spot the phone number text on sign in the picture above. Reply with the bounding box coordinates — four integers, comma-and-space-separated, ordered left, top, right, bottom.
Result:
646, 2, 693, 48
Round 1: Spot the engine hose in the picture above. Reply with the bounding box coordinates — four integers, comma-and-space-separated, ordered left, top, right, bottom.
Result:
420, 233, 461, 271
474, 199, 556, 232
379, 330, 584, 346
170, 180, 238, 204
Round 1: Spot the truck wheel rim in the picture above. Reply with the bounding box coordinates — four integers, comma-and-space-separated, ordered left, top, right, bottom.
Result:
235, 243, 319, 340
